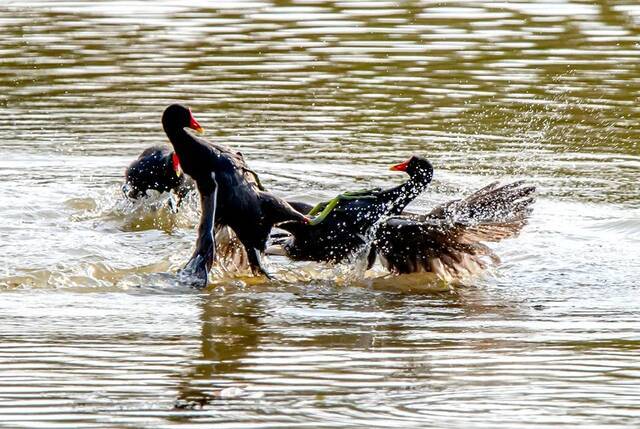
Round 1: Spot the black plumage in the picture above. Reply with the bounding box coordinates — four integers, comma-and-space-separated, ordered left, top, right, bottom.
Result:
123, 145, 193, 202
269, 157, 535, 281
275, 156, 434, 263
162, 103, 308, 286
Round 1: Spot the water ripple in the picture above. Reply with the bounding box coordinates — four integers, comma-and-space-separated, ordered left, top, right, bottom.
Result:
1, 1, 640, 427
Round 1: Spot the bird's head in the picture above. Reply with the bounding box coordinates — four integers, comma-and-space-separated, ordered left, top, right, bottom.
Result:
162, 103, 204, 134
390, 155, 433, 183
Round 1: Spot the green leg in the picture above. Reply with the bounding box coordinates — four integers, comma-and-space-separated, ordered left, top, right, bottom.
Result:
308, 197, 340, 225
307, 201, 328, 217
308, 192, 378, 225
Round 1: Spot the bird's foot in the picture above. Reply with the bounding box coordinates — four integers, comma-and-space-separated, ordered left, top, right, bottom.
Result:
251, 265, 275, 281
262, 269, 275, 281
178, 254, 209, 288
248, 248, 275, 280
167, 193, 179, 214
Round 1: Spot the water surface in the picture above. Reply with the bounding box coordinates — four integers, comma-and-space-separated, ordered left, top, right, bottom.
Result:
1, 1, 639, 427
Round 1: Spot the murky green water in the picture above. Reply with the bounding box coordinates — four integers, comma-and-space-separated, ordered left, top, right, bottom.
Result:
1, 1, 639, 427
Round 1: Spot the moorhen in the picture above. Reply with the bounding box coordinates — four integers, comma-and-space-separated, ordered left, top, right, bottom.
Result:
273, 156, 434, 263
268, 158, 535, 281
162, 103, 309, 286
123, 145, 194, 204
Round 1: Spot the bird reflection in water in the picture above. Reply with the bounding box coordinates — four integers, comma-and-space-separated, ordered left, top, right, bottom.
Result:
173, 294, 262, 410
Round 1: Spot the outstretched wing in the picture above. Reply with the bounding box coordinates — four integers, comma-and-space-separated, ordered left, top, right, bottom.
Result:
375, 181, 535, 280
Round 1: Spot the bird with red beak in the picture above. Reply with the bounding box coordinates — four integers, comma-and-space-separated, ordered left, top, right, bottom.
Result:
272, 155, 434, 263
161, 103, 309, 287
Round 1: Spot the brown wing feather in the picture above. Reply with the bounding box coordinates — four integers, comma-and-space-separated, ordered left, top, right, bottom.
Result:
211, 226, 250, 273
376, 181, 535, 280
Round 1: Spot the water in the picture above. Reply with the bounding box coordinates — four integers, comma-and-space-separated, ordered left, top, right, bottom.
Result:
1, 1, 639, 427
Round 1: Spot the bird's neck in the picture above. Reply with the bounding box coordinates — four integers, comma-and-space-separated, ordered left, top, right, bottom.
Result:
164, 123, 191, 147
163, 124, 207, 182
383, 175, 430, 214
163, 125, 204, 166
410, 174, 432, 190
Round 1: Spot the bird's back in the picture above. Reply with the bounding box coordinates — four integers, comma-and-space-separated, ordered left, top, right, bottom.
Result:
278, 191, 389, 262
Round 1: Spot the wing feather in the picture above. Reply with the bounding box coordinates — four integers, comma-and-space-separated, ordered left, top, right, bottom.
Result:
376, 181, 535, 279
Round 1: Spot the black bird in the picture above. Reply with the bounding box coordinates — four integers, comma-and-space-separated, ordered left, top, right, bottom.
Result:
162, 103, 309, 286
273, 156, 434, 263
268, 158, 535, 281
123, 145, 194, 204
374, 180, 536, 279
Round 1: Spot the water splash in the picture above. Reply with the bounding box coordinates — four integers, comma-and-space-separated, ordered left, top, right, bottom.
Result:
65, 185, 201, 232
